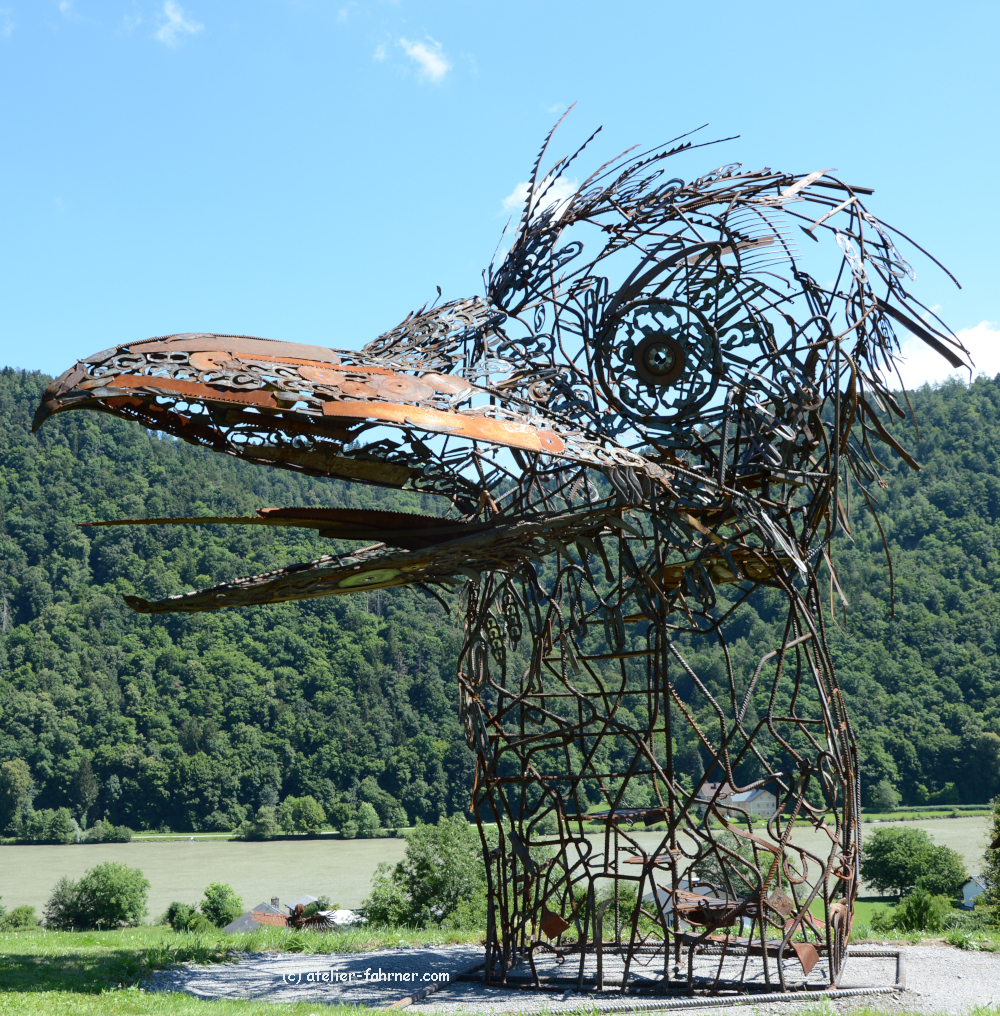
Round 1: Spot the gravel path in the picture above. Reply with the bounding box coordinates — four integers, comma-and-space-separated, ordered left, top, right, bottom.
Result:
147, 942, 1000, 1013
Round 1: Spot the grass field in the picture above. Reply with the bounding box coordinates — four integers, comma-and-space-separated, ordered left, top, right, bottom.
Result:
3, 922, 999, 1015
0, 992, 371, 1015
0, 925, 481, 1015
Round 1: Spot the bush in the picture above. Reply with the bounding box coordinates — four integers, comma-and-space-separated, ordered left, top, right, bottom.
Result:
166, 902, 197, 931
357, 802, 381, 839
235, 806, 277, 841
45, 863, 149, 929
341, 820, 358, 840
0, 905, 37, 931
361, 815, 485, 927
871, 887, 953, 933
44, 877, 82, 930
0, 759, 34, 835
860, 826, 967, 898
870, 779, 901, 813
329, 802, 355, 834
981, 795, 1000, 923
276, 795, 326, 835
19, 807, 78, 844
83, 819, 132, 843
200, 882, 243, 927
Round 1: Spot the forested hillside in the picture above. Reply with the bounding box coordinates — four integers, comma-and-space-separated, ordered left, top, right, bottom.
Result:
2, 366, 1000, 831
0, 368, 472, 832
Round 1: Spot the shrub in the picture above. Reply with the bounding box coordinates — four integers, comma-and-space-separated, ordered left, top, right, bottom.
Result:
203, 808, 245, 832
165, 902, 217, 933
166, 902, 197, 931
200, 882, 243, 927
870, 779, 900, 813
357, 802, 380, 839
236, 806, 277, 841
77, 863, 149, 928
83, 819, 132, 843
361, 815, 485, 927
860, 826, 967, 898
276, 795, 326, 835
0, 905, 37, 931
44, 863, 149, 929
981, 795, 1000, 923
0, 759, 34, 835
341, 820, 358, 840
19, 807, 78, 844
188, 912, 216, 932
44, 877, 82, 930
872, 887, 953, 933
49, 807, 77, 844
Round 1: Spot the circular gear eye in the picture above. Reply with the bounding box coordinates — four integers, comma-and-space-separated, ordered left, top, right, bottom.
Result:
634, 334, 684, 385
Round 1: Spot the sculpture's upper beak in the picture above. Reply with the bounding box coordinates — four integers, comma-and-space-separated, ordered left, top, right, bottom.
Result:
32, 331, 590, 508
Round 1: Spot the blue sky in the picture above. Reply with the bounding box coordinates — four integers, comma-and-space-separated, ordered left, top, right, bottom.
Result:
1, 0, 997, 386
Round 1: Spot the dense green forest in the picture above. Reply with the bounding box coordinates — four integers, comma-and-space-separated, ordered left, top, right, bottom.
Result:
0, 368, 472, 833
1, 366, 999, 832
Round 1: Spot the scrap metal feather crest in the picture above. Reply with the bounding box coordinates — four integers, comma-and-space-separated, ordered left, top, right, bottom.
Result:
36, 118, 965, 995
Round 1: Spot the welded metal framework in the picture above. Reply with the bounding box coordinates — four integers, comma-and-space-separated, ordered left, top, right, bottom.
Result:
35, 117, 965, 996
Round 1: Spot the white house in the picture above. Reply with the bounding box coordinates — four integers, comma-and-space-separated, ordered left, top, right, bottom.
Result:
695, 782, 776, 819
724, 788, 777, 818
962, 877, 987, 910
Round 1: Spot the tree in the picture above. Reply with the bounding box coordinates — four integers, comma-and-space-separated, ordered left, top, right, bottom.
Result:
47, 808, 78, 844
980, 795, 1000, 922
361, 815, 485, 926
200, 883, 243, 927
869, 779, 900, 813
0, 759, 34, 834
860, 826, 967, 898
76, 863, 149, 928
329, 803, 355, 832
71, 756, 99, 827
236, 806, 277, 841
276, 795, 326, 835
45, 863, 149, 929
357, 802, 380, 838
44, 877, 82, 930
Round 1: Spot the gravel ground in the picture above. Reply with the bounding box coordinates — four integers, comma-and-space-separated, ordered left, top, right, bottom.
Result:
147, 942, 1000, 1013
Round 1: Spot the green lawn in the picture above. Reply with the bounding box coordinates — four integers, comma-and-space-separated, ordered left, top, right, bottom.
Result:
0, 925, 481, 1016
0, 990, 372, 1015
3, 921, 999, 1016
0, 925, 482, 995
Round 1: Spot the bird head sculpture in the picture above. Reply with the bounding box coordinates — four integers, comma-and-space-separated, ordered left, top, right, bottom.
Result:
35, 118, 965, 991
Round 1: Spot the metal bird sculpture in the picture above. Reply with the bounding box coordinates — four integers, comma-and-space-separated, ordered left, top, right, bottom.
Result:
35, 117, 965, 995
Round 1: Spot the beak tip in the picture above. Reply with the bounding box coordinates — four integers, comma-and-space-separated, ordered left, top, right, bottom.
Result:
32, 398, 65, 432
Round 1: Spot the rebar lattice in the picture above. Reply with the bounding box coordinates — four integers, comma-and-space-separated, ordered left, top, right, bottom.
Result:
35, 116, 966, 995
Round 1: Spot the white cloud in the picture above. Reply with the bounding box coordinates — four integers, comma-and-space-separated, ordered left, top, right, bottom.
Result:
372, 42, 386, 62
398, 36, 450, 82
0, 8, 12, 37
502, 176, 578, 221
888, 320, 998, 390
336, 3, 356, 23
155, 1, 202, 46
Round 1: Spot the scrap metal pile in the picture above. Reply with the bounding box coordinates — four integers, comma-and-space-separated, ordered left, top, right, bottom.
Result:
35, 116, 965, 996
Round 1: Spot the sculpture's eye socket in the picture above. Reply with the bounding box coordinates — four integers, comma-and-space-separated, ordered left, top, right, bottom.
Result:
634, 334, 684, 385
